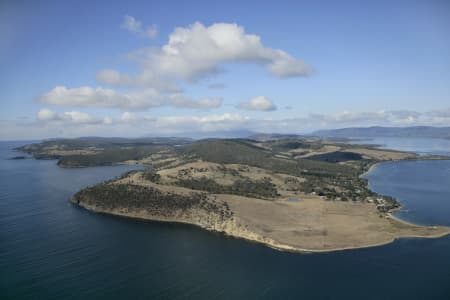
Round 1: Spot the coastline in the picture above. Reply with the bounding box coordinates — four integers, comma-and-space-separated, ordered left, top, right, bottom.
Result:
362, 158, 450, 226
19, 137, 450, 254
69, 156, 450, 254
387, 213, 450, 238
73, 198, 450, 254
363, 161, 380, 176
361, 156, 450, 181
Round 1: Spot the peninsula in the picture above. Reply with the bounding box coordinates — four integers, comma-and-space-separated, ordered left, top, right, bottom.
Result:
18, 137, 450, 252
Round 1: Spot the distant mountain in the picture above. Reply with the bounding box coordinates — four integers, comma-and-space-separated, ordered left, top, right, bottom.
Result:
165, 130, 259, 139
313, 126, 450, 139
247, 133, 305, 142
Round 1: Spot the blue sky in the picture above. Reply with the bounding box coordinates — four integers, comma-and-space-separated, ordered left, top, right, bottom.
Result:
1, 0, 450, 139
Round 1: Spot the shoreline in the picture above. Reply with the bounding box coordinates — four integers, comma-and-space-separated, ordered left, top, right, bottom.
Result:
71, 157, 450, 254
73, 199, 450, 254
362, 158, 450, 227
361, 156, 450, 180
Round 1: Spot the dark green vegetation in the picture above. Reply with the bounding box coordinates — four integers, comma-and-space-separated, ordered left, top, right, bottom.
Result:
183, 139, 357, 177
16, 137, 190, 167
19, 136, 407, 212
176, 177, 279, 199
268, 139, 322, 152
17, 137, 192, 152
142, 169, 161, 182
183, 139, 400, 209
57, 146, 167, 167
306, 151, 363, 163
72, 183, 232, 221
142, 167, 278, 199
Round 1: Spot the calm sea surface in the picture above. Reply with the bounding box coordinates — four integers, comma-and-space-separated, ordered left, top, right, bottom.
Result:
350, 137, 450, 156
1, 140, 450, 299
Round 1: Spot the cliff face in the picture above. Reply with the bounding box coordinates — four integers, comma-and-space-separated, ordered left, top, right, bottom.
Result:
71, 183, 234, 231
70, 179, 450, 254
70, 182, 289, 250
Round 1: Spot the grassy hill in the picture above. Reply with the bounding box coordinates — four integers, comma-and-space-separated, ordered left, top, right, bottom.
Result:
182, 139, 357, 177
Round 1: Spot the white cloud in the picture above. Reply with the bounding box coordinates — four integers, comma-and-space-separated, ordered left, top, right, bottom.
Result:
155, 22, 311, 80
42, 22, 312, 118
120, 111, 138, 122
62, 111, 97, 123
238, 96, 277, 111
103, 116, 113, 125
36, 109, 103, 124
102, 22, 312, 88
96, 69, 181, 92
154, 113, 248, 133
39, 86, 134, 108
37, 108, 57, 121
121, 15, 157, 39
167, 94, 222, 109
38, 86, 222, 110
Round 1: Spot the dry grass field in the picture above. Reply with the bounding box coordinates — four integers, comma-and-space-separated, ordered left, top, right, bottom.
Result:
113, 160, 449, 252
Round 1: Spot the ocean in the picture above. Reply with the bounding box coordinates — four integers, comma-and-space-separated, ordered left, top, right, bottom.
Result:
1, 140, 450, 299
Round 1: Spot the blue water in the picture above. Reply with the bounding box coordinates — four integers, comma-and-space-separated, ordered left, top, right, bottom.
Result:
364, 160, 450, 226
1, 141, 450, 299
350, 137, 450, 156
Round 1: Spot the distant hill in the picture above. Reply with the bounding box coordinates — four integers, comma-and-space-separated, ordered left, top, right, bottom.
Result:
44, 136, 193, 146
247, 133, 305, 142
145, 130, 258, 139
313, 126, 450, 139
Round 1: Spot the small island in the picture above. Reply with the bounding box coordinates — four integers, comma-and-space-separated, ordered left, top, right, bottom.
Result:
18, 136, 450, 252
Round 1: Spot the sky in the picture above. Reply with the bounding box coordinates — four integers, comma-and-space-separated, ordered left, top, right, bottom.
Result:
1, 0, 450, 139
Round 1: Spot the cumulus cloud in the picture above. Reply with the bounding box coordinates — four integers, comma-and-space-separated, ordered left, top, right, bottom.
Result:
43, 22, 311, 117
154, 113, 248, 133
36, 109, 105, 124
96, 69, 181, 92
155, 22, 311, 80
39, 86, 135, 108
101, 22, 312, 88
38, 86, 222, 110
31, 21, 312, 131
37, 108, 57, 121
167, 94, 222, 109
121, 15, 157, 39
120, 112, 139, 123
238, 96, 277, 111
